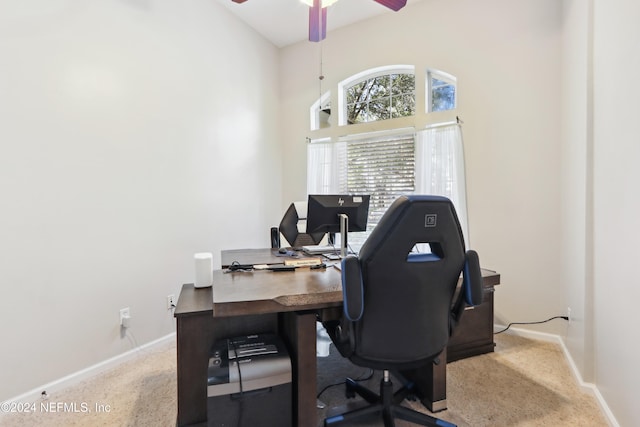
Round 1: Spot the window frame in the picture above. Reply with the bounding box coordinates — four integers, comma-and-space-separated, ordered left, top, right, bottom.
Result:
338, 65, 415, 126
427, 69, 457, 113
310, 91, 331, 131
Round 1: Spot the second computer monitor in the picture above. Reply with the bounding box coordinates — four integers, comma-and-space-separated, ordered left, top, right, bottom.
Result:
306, 194, 370, 234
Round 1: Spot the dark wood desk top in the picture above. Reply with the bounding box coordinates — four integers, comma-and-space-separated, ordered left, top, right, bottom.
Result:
176, 265, 500, 319
173, 285, 213, 317
210, 266, 343, 316
172, 247, 502, 319
175, 267, 343, 318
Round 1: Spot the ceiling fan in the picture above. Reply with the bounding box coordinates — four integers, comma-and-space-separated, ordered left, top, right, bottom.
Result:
231, 0, 407, 42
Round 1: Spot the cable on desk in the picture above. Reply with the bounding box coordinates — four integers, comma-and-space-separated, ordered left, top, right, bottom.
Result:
225, 261, 254, 273
494, 315, 569, 335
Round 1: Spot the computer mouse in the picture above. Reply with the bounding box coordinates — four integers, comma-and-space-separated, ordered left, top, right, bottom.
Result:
278, 248, 287, 254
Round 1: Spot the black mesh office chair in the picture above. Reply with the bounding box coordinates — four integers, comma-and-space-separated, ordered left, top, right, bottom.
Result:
323, 195, 483, 427
275, 202, 324, 248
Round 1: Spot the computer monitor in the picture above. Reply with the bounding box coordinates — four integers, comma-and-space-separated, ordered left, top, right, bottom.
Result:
306, 194, 370, 257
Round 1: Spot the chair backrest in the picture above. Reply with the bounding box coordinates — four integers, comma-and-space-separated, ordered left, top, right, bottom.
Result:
279, 202, 324, 247
342, 195, 468, 369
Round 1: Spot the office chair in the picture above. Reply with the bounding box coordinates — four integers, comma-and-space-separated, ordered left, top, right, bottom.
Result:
323, 195, 483, 427
275, 202, 324, 248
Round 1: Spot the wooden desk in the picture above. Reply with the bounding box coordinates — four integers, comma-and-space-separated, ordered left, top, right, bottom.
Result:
175, 287, 319, 427
175, 251, 500, 426
175, 267, 342, 427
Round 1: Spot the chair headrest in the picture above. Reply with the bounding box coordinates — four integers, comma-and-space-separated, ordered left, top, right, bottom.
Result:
359, 195, 465, 264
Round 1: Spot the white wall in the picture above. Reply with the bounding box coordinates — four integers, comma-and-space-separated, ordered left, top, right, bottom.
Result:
0, 0, 281, 401
591, 1, 640, 425
560, 1, 640, 424
561, 0, 593, 382
280, 0, 566, 332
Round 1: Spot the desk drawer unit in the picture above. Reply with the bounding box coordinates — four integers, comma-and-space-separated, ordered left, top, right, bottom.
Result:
447, 286, 495, 362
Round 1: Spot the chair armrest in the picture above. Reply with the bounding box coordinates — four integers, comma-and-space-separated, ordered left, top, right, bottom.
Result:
463, 250, 483, 306
341, 256, 364, 321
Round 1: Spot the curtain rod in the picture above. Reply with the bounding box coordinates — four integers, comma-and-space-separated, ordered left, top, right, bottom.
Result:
424, 116, 463, 130
308, 117, 464, 143
336, 126, 415, 142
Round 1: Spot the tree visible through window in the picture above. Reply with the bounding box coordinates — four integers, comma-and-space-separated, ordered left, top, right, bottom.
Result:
345, 73, 415, 124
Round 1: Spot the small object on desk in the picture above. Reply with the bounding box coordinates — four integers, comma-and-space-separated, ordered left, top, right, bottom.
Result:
284, 257, 322, 267
276, 248, 298, 257
323, 253, 341, 261
227, 261, 254, 272
194, 252, 214, 288
310, 263, 327, 270
268, 265, 296, 272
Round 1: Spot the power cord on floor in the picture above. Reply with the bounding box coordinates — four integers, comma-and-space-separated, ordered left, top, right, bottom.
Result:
317, 368, 374, 400
494, 315, 569, 335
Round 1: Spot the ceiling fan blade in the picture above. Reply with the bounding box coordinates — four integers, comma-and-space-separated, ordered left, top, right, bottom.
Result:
373, 0, 407, 12
308, 0, 327, 42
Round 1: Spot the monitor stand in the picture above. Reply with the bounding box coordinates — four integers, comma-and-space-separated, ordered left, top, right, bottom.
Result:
326, 214, 349, 258
339, 213, 348, 258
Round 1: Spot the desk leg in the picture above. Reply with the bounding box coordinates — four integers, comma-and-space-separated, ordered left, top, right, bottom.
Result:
281, 311, 317, 427
399, 348, 447, 413
176, 312, 212, 426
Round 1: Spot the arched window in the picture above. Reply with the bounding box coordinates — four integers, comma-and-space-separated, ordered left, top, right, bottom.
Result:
338, 65, 415, 126
308, 66, 468, 250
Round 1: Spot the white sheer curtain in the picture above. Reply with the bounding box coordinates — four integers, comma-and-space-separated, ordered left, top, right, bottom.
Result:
414, 123, 470, 247
307, 124, 470, 248
306, 139, 347, 194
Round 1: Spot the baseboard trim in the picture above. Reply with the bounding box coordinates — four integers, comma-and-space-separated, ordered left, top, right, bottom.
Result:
495, 325, 620, 427
1, 332, 176, 407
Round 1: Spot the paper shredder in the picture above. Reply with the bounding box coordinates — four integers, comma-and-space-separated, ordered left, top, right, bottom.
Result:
207, 333, 292, 427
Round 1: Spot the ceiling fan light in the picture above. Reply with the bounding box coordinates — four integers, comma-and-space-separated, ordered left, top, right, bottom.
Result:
301, 0, 339, 8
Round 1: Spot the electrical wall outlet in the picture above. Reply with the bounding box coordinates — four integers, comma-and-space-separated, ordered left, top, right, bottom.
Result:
120, 307, 131, 328
167, 294, 176, 310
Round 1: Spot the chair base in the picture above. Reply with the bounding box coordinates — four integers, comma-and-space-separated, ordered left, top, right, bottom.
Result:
324, 371, 456, 427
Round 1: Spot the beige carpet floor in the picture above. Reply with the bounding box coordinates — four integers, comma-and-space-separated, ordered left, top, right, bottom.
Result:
0, 333, 608, 427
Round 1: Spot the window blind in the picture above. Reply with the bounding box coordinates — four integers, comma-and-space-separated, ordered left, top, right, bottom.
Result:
344, 134, 415, 246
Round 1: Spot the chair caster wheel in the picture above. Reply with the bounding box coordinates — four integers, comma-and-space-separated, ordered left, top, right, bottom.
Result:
345, 389, 356, 399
